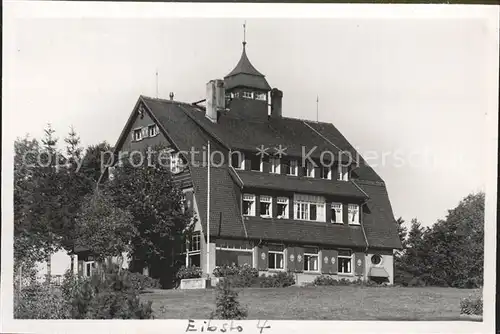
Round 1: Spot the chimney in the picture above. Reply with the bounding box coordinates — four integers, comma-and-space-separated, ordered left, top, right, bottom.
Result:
270, 88, 283, 118
206, 79, 225, 123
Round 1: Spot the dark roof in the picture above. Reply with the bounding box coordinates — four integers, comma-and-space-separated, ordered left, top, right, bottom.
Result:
190, 166, 247, 238
236, 169, 367, 199
115, 95, 401, 250
244, 217, 367, 248
182, 109, 347, 160
224, 44, 271, 91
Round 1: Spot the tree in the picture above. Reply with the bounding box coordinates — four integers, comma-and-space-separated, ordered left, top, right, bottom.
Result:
75, 191, 137, 266
79, 142, 112, 183
104, 146, 193, 287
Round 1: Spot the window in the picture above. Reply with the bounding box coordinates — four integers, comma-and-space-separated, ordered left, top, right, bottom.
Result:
260, 195, 272, 218
331, 203, 343, 224
85, 261, 96, 277
348, 204, 360, 225
148, 124, 158, 137
260, 156, 269, 173
285, 160, 298, 176
187, 232, 201, 267
243, 194, 256, 216
276, 197, 289, 219
170, 152, 182, 174
338, 165, 349, 181
256, 92, 267, 101
294, 194, 326, 222
304, 247, 319, 272
243, 91, 253, 99
216, 240, 253, 267
249, 155, 261, 171
133, 128, 142, 141
231, 151, 245, 169
304, 160, 315, 177
270, 157, 281, 174
371, 254, 382, 265
320, 166, 331, 180
268, 244, 284, 270
338, 249, 352, 274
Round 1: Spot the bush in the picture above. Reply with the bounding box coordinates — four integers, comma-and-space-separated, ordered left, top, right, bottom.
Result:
213, 264, 259, 288
213, 265, 240, 277
210, 279, 247, 320
259, 272, 295, 288
61, 266, 153, 319
176, 266, 203, 280
14, 282, 70, 319
126, 271, 161, 291
460, 296, 483, 315
312, 276, 352, 286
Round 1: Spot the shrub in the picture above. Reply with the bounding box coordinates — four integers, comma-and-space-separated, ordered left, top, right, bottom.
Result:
210, 279, 247, 320
176, 266, 203, 280
259, 272, 295, 288
460, 296, 483, 315
213, 265, 240, 277
61, 266, 153, 319
126, 271, 161, 291
14, 281, 70, 319
213, 264, 259, 288
312, 275, 338, 286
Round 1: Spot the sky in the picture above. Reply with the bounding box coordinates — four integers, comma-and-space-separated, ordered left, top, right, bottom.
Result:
4, 4, 498, 230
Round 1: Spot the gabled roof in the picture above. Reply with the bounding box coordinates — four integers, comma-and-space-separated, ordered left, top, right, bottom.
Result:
224, 44, 271, 91
112, 95, 401, 250
236, 169, 367, 199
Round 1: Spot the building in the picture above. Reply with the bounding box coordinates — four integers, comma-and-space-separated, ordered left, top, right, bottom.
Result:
95, 38, 402, 285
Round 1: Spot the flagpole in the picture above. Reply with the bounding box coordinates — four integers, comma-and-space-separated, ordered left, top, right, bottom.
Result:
206, 141, 210, 276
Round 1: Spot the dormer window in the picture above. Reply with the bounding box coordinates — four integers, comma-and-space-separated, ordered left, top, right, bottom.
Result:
148, 124, 158, 137
270, 157, 280, 174
331, 203, 343, 224
243, 91, 253, 99
243, 194, 256, 216
284, 159, 298, 176
249, 154, 261, 171
256, 93, 267, 101
305, 161, 315, 178
133, 128, 142, 141
348, 204, 360, 225
231, 151, 245, 170
338, 165, 349, 181
320, 166, 331, 180
170, 152, 182, 174
276, 197, 289, 219
259, 195, 272, 218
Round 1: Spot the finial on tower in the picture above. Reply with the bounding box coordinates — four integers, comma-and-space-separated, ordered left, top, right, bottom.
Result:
243, 21, 247, 48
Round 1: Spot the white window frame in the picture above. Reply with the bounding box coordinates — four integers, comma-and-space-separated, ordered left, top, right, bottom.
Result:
231, 151, 245, 170
186, 233, 201, 267
133, 128, 142, 141
170, 151, 182, 174
270, 157, 281, 174
287, 160, 298, 176
242, 194, 256, 216
84, 261, 96, 277
331, 202, 343, 224
148, 124, 159, 137
293, 194, 326, 222
256, 92, 267, 101
348, 204, 360, 225
259, 195, 272, 218
242, 91, 253, 99
338, 249, 353, 274
268, 244, 284, 270
276, 197, 289, 219
303, 247, 319, 272
321, 166, 332, 180
305, 160, 315, 178
338, 165, 349, 181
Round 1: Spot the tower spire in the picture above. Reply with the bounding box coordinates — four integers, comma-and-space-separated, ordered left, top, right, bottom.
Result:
243, 21, 247, 48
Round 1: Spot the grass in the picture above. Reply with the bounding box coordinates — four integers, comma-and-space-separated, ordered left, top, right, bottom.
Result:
140, 286, 482, 320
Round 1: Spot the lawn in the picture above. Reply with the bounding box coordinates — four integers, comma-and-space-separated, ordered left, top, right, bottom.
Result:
140, 286, 482, 320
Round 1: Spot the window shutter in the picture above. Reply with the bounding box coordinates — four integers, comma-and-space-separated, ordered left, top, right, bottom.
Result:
297, 163, 305, 177
354, 252, 365, 276
258, 245, 269, 270
255, 195, 260, 217
244, 157, 251, 171
77, 260, 83, 276
325, 202, 332, 223
330, 250, 338, 274
294, 247, 304, 273
321, 250, 331, 274
286, 246, 296, 272
314, 165, 321, 179
289, 197, 294, 220
343, 204, 349, 224
272, 197, 278, 218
